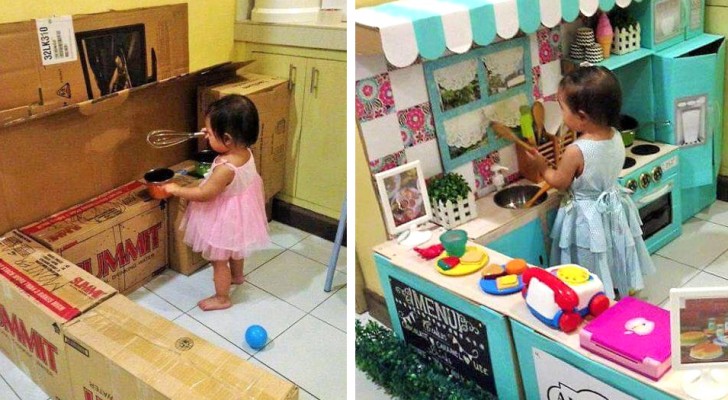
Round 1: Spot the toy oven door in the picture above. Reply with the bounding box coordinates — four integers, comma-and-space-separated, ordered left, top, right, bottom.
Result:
633, 176, 678, 245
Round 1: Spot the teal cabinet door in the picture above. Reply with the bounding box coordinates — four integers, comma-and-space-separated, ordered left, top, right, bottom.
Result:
486, 218, 548, 268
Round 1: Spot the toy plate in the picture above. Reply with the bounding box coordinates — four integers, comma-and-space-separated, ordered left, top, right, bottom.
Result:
435, 246, 489, 276
479, 274, 524, 295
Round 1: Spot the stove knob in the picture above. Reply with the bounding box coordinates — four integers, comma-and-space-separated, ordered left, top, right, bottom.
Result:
639, 173, 652, 189
652, 166, 663, 182
625, 179, 638, 192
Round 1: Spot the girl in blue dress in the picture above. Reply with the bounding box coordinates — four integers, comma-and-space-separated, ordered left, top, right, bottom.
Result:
524, 66, 654, 298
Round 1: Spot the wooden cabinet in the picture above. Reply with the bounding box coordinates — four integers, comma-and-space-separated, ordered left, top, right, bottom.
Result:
244, 45, 346, 218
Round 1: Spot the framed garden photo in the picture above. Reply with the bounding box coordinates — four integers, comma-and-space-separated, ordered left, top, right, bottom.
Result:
374, 160, 432, 237
424, 36, 533, 171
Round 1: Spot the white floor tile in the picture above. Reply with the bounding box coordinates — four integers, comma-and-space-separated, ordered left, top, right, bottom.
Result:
126, 286, 184, 321
246, 250, 347, 312
291, 235, 347, 273
0, 377, 19, 400
255, 315, 347, 400
245, 242, 287, 274
172, 314, 251, 360
703, 248, 728, 280
188, 282, 305, 354
0, 350, 46, 400
145, 267, 214, 313
695, 200, 728, 227
682, 271, 728, 288
635, 255, 700, 306
356, 368, 392, 400
656, 218, 728, 269
311, 286, 347, 332
269, 221, 310, 248
247, 358, 318, 400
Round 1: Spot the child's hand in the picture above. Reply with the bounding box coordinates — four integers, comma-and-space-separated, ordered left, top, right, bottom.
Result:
524, 148, 549, 173
162, 183, 181, 197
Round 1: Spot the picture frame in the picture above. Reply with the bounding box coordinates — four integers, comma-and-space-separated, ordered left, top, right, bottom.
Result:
424, 36, 533, 172
374, 161, 432, 237
669, 287, 728, 369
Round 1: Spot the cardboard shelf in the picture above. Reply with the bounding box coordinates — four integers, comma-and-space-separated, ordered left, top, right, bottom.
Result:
566, 48, 654, 71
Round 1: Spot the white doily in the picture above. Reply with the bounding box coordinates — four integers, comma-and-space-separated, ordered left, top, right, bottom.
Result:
482, 46, 525, 84
434, 59, 478, 91
444, 108, 489, 148
484, 93, 528, 127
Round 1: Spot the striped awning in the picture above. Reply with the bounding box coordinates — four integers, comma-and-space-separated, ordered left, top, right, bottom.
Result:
356, 0, 640, 68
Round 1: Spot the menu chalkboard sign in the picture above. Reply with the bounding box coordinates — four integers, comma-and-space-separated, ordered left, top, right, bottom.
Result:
390, 277, 496, 395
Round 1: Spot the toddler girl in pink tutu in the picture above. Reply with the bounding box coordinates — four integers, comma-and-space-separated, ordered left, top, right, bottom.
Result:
164, 95, 270, 311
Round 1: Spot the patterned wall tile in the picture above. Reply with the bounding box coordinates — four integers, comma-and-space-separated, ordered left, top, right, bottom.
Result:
389, 63, 429, 110
398, 103, 435, 148
404, 139, 443, 179
369, 149, 407, 174
472, 151, 502, 197
356, 73, 396, 122
537, 26, 562, 65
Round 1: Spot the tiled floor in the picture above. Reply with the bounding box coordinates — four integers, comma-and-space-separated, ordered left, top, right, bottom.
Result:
0, 221, 347, 400
356, 200, 728, 398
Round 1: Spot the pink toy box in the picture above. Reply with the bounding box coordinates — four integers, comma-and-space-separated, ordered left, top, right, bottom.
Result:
579, 297, 672, 380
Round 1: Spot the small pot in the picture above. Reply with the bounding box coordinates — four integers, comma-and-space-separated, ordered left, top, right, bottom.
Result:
617, 114, 638, 148
193, 150, 218, 176
144, 168, 174, 200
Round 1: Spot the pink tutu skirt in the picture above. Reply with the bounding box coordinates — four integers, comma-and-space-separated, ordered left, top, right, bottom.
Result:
181, 175, 270, 261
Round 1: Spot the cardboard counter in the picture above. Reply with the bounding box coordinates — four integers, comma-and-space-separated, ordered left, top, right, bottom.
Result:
20, 180, 167, 294
167, 160, 207, 275
0, 230, 116, 400
373, 238, 692, 399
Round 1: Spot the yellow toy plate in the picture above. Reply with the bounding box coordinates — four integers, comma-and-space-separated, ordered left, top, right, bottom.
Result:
435, 246, 489, 276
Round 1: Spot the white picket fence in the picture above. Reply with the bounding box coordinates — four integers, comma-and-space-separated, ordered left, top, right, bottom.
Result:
431, 192, 477, 229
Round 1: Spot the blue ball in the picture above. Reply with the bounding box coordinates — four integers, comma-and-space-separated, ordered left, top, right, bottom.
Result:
245, 325, 268, 350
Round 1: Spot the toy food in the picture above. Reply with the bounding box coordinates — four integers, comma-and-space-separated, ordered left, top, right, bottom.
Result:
680, 331, 707, 346
461, 248, 486, 264
414, 244, 445, 260
596, 12, 614, 58
481, 263, 506, 280
505, 258, 527, 275
522, 265, 609, 333
690, 342, 723, 360
437, 256, 460, 271
496, 275, 519, 290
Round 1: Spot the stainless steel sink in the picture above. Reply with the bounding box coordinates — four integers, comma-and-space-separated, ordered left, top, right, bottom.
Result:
494, 185, 547, 209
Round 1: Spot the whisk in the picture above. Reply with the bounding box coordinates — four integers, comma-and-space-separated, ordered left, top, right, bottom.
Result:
146, 130, 205, 148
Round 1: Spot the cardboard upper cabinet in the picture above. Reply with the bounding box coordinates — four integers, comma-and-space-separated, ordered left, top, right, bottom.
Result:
0, 5, 188, 122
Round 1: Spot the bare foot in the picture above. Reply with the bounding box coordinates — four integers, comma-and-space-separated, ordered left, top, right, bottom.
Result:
198, 295, 232, 311
231, 275, 246, 285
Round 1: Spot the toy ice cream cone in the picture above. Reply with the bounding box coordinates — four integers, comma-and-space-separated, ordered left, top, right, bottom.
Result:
596, 13, 614, 59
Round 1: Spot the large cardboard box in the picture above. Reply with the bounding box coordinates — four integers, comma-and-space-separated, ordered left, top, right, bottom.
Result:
0, 230, 116, 400
0, 5, 188, 115
168, 160, 208, 275
64, 295, 299, 400
199, 73, 290, 200
20, 180, 167, 294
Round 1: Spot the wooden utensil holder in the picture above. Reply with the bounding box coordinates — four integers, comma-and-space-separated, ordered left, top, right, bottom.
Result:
516, 130, 577, 182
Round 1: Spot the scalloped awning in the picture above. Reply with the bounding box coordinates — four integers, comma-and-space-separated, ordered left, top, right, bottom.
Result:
356, 0, 639, 68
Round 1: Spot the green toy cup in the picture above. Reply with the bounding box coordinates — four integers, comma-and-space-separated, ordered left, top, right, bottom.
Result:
439, 230, 468, 257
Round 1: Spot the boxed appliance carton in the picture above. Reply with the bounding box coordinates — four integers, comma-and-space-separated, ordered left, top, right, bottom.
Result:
168, 160, 208, 275
64, 295, 299, 400
0, 5, 188, 116
20, 180, 167, 294
198, 73, 289, 200
0, 230, 116, 400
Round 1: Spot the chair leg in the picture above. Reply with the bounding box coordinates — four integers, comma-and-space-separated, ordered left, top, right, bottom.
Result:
325, 197, 346, 292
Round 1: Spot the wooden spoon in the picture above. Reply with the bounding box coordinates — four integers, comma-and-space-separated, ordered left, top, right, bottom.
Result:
524, 182, 551, 208
491, 122, 555, 168
532, 101, 545, 145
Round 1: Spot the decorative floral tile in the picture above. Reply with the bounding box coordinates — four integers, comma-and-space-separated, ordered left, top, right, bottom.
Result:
369, 149, 407, 174
472, 151, 502, 195
536, 26, 562, 65
398, 103, 435, 147
532, 65, 542, 100
356, 73, 395, 122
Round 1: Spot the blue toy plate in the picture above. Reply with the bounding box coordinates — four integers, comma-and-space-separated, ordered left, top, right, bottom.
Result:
479, 274, 524, 295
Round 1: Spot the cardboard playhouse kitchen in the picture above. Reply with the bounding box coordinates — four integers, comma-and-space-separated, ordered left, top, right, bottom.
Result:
357, 0, 727, 398
0, 4, 298, 400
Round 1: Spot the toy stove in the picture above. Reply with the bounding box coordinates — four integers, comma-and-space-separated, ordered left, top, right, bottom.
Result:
619, 140, 681, 253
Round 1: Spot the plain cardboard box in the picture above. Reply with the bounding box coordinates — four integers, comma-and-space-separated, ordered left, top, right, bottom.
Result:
167, 160, 208, 275
199, 73, 290, 201
0, 230, 116, 400
64, 295, 299, 400
20, 180, 167, 294
0, 5, 188, 114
